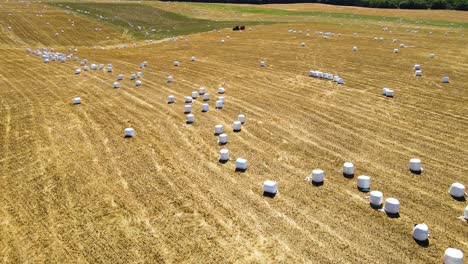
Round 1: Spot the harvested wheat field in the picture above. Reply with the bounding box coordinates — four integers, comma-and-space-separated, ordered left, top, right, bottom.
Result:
0, 1, 467, 263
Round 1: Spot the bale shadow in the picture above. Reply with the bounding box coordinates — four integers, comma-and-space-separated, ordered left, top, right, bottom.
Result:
233, 129, 241, 133
167, 102, 174, 104
358, 187, 370, 193
312, 181, 324, 187
414, 238, 430, 248
343, 173, 354, 179
263, 192, 277, 198
218, 159, 228, 164
451, 195, 466, 202
186, 121, 194, 124
370, 203, 383, 210
218, 142, 227, 146
235, 168, 247, 173
386, 212, 400, 218
410, 169, 422, 175
124, 135, 133, 138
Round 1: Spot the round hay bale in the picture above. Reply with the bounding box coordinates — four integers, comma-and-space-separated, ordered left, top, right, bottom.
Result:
444, 248, 464, 264
412, 224, 429, 241
219, 149, 229, 161
264, 180, 278, 194
409, 158, 422, 173
186, 114, 195, 123
218, 133, 228, 144
449, 183, 465, 198
370, 191, 383, 207
384, 198, 400, 214
73, 97, 81, 104
233, 121, 242, 132
113, 82, 121, 89
442, 77, 450, 83
124, 128, 135, 138
202, 103, 209, 112
357, 175, 370, 192
184, 105, 192, 113
214, 125, 223, 135
167, 95, 175, 103
311, 169, 324, 184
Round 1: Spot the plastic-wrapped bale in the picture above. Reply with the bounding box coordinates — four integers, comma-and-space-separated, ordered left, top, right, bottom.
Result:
167, 95, 175, 104
203, 93, 210, 101
394, 48, 399, 54
199, 87, 206, 95
235, 158, 247, 171
444, 248, 464, 264
75, 68, 81, 74
233, 121, 242, 132
174, 61, 180, 66
412, 224, 429, 241
218, 97, 225, 103
264, 180, 278, 194
218, 133, 228, 145
429, 54, 435, 58
260, 61, 266, 67
238, 114, 245, 124
191, 56, 196, 62
219, 149, 229, 162
449, 183, 466, 198
216, 100, 224, 109
167, 76, 173, 83
409, 158, 422, 173
135, 80, 142, 87
442, 77, 450, 83
220, 39, 225, 44
186, 114, 195, 123
185, 96, 193, 103
84, 66, 90, 71
399, 43, 405, 48
327, 74, 334, 80
218, 87, 225, 94
99, 64, 104, 70
334, 76, 340, 82
309, 70, 316, 77
117, 74, 123, 81
73, 97, 81, 104
385, 89, 394, 97
352, 46, 358, 51
91, 64, 98, 70
130, 74, 136, 80
343, 162, 354, 177
370, 191, 383, 208
202, 103, 209, 112
44, 58, 50, 63
107, 66, 113, 73
124, 128, 135, 138
337, 78, 344, 85
192, 91, 199, 99
137, 72, 143, 78
357, 175, 370, 192
301, 42, 306, 47
414, 64, 421, 70
113, 82, 121, 89
184, 105, 192, 114
73, 57, 79, 61
415, 70, 422, 76
214, 125, 223, 135
384, 198, 400, 215
311, 169, 324, 185
464, 206, 468, 220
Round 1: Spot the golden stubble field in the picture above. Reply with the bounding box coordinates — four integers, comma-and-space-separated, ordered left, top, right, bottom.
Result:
0, 1, 467, 263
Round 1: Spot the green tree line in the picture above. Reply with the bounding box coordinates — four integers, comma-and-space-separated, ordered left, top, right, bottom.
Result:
164, 0, 468, 10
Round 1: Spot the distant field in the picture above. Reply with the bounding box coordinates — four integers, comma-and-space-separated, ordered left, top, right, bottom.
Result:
0, 1, 467, 263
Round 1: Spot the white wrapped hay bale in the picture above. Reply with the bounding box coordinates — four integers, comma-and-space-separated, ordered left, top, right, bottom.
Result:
370, 191, 383, 207
218, 133, 228, 144
219, 149, 229, 161
414, 64, 421, 70
415, 70, 422, 76
191, 56, 196, 62
429, 54, 435, 58
220, 39, 225, 44
218, 96, 225, 103
399, 43, 405, 48
311, 169, 324, 184
167, 76, 173, 83
357, 175, 370, 191
203, 93, 210, 101
184, 96, 193, 103
384, 198, 400, 214
75, 68, 81, 74
113, 82, 121, 89
184, 105, 192, 113
238, 114, 245, 124
167, 95, 175, 104
192, 91, 199, 99
216, 100, 224, 109
235, 158, 248, 170
91, 64, 98, 70
444, 248, 464, 264
352, 46, 358, 51
260, 61, 266, 67
394, 48, 399, 54
385, 89, 394, 97
199, 87, 206, 95
301, 42, 306, 47
464, 206, 468, 220
124, 128, 135, 137
233, 121, 242, 132
202, 103, 209, 112
135, 80, 142, 87
343, 162, 354, 177
218, 87, 225, 94
412, 224, 429, 241
43, 58, 50, 63
137, 72, 143, 78
442, 77, 450, 83
214, 125, 223, 135
130, 74, 136, 80
117, 74, 123, 81
449, 183, 466, 198
337, 78, 344, 85
174, 61, 180, 66
409, 158, 422, 173
107, 66, 113, 73
73, 97, 81, 104
186, 114, 195, 123
264, 180, 278, 194
84, 66, 90, 71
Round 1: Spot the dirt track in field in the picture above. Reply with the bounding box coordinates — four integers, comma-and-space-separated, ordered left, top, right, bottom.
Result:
0, 1, 467, 263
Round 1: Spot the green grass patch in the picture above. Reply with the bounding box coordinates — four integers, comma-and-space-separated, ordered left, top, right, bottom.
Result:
50, 2, 270, 40
194, 3, 468, 27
